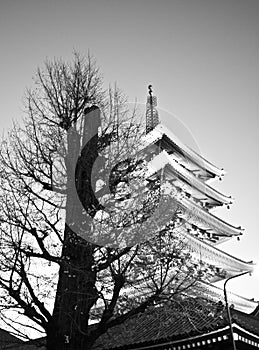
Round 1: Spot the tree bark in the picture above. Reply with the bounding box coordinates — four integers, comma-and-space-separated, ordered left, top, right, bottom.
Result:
46, 108, 101, 350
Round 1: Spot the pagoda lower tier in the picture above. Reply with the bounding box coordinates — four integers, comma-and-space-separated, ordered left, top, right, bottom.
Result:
179, 230, 254, 282
192, 281, 258, 314
91, 230, 254, 314
129, 231, 254, 310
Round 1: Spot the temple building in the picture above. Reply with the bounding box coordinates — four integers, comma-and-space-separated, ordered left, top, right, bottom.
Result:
92, 89, 259, 349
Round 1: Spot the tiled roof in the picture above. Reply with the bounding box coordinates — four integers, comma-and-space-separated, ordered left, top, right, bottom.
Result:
0, 329, 23, 349
2, 301, 259, 350
142, 124, 225, 178
3, 337, 45, 350
93, 300, 259, 349
232, 308, 259, 335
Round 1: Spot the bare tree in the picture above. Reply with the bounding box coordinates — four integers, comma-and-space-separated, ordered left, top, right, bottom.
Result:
0, 53, 214, 349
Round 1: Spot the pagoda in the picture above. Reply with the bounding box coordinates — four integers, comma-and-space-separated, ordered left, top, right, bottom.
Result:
140, 86, 256, 313
90, 88, 259, 350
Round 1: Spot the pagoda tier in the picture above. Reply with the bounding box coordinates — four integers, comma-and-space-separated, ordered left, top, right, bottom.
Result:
148, 150, 232, 209
92, 248, 254, 316
143, 124, 225, 181
145, 150, 243, 245
181, 230, 254, 281
192, 281, 258, 314
114, 228, 253, 293
176, 196, 243, 242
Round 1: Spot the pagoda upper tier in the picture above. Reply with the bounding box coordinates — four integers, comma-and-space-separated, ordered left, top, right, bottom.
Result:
148, 150, 232, 209
139, 132, 243, 245
143, 124, 225, 181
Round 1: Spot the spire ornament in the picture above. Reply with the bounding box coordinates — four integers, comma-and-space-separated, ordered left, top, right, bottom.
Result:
146, 85, 159, 133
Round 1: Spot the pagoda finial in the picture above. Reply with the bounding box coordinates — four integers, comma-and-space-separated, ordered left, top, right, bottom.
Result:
146, 84, 159, 134
148, 84, 153, 97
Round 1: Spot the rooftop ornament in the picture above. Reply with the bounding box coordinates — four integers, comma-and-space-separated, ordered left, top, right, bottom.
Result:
146, 84, 159, 134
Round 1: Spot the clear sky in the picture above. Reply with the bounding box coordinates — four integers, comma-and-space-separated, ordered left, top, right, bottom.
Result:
0, 0, 258, 301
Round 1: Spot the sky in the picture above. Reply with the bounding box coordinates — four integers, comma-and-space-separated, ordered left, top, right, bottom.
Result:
0, 0, 258, 304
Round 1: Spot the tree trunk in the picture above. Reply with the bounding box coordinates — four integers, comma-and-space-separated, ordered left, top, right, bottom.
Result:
46, 226, 98, 349
46, 108, 101, 349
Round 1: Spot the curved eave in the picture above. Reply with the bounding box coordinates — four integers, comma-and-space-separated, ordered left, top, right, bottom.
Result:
194, 281, 258, 314
149, 151, 232, 206
183, 231, 254, 275
178, 196, 243, 237
144, 124, 225, 178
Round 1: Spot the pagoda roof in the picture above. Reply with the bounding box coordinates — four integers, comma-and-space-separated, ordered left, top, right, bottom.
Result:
181, 231, 254, 279
148, 150, 232, 207
90, 233, 254, 316
93, 299, 259, 349
193, 281, 259, 314
143, 124, 225, 179
176, 195, 243, 238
